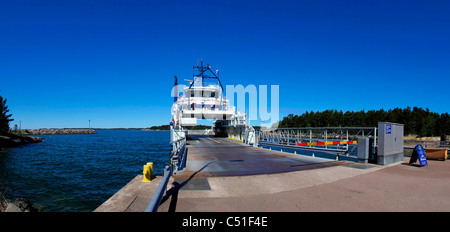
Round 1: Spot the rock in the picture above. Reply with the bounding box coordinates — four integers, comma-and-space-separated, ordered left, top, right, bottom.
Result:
23, 136, 43, 143
4, 198, 43, 212
0, 134, 43, 149
11, 138, 21, 144
5, 202, 22, 212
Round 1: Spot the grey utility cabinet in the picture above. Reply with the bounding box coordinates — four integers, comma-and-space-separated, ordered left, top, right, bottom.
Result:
377, 122, 404, 165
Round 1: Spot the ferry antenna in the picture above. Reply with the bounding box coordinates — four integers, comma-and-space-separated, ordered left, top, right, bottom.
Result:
189, 60, 224, 92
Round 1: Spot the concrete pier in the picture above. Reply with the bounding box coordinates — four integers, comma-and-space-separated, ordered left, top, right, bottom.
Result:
95, 135, 450, 212
95, 175, 162, 212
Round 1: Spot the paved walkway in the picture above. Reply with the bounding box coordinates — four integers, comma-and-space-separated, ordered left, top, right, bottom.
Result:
158, 157, 450, 212
96, 136, 450, 212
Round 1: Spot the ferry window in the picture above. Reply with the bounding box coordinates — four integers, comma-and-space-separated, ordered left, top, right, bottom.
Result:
211, 92, 215, 97
191, 91, 194, 97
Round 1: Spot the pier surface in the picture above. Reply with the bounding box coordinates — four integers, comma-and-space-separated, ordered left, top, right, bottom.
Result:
96, 135, 450, 212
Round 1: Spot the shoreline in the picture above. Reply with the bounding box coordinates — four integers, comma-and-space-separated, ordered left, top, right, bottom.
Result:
0, 134, 43, 150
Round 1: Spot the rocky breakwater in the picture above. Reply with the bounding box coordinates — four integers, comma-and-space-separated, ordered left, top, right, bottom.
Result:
27, 128, 97, 135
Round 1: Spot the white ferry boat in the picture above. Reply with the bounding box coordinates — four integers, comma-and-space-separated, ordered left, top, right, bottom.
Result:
170, 61, 253, 142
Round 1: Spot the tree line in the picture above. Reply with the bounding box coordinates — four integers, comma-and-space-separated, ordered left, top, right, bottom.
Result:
278, 107, 450, 137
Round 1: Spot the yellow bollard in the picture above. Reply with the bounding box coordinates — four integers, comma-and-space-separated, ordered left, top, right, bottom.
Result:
147, 162, 153, 179
142, 162, 153, 182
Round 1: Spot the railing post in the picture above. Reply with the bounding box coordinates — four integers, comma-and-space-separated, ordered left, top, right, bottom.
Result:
346, 129, 349, 151
309, 129, 312, 147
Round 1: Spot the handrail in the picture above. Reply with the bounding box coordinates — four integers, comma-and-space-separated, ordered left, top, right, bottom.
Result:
259, 127, 377, 147
144, 165, 172, 212
404, 139, 450, 148
258, 127, 378, 158
272, 127, 377, 130
145, 127, 188, 212
170, 137, 187, 172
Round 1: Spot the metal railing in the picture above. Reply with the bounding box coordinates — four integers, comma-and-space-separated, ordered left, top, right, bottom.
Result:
259, 127, 376, 147
170, 137, 187, 172
144, 165, 172, 212
404, 140, 450, 150
145, 128, 188, 212
258, 127, 377, 158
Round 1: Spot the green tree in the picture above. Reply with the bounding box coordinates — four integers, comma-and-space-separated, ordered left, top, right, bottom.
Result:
402, 107, 412, 135
0, 95, 14, 135
421, 115, 436, 137
440, 113, 450, 135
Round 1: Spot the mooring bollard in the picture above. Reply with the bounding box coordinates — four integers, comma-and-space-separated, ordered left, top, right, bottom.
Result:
143, 162, 153, 182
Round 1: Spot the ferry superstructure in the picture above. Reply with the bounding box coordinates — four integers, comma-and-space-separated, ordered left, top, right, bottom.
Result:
171, 61, 252, 141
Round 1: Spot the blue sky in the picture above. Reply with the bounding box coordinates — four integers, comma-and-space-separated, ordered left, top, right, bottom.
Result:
1, 0, 449, 129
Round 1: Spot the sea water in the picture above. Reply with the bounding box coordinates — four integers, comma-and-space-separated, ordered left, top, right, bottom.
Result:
0, 130, 171, 212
